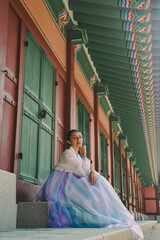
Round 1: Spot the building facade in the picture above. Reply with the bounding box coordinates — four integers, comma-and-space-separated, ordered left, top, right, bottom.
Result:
0, 0, 159, 215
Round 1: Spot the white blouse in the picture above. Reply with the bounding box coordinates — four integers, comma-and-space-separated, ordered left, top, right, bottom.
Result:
55, 146, 91, 177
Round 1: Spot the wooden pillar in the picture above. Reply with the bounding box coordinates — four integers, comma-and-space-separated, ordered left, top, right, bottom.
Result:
13, 20, 26, 176
94, 86, 100, 172
135, 171, 138, 212
109, 116, 114, 187
0, 0, 9, 165
125, 148, 129, 210
133, 167, 136, 212
136, 174, 139, 212
138, 177, 141, 212
65, 29, 74, 138
142, 184, 144, 214
141, 181, 144, 213
130, 160, 134, 211
118, 135, 123, 201
155, 187, 159, 215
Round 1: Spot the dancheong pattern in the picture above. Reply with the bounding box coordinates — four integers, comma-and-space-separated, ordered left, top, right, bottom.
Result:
118, 0, 150, 10
125, 32, 151, 43
121, 9, 151, 22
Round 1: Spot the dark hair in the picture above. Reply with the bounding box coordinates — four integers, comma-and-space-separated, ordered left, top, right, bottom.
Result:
66, 129, 82, 141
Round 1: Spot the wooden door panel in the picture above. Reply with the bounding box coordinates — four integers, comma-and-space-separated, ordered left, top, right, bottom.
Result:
144, 187, 159, 215
24, 36, 41, 95
20, 115, 38, 181
100, 131, 108, 179
1, 100, 15, 171
0, 6, 20, 171
39, 55, 55, 182
4, 74, 17, 99
38, 129, 53, 182
41, 56, 55, 111
19, 32, 55, 184
6, 7, 19, 76
56, 75, 65, 164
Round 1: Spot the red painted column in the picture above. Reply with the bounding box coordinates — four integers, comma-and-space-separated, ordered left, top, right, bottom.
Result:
135, 171, 138, 212
133, 167, 136, 212
109, 116, 114, 187
130, 159, 134, 211
0, 0, 9, 167
142, 184, 144, 213
65, 29, 74, 140
94, 86, 100, 172
125, 148, 129, 210
13, 20, 26, 176
137, 174, 139, 212
155, 187, 159, 215
118, 135, 123, 201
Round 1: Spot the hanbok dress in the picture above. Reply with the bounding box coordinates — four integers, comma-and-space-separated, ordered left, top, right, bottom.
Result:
36, 146, 144, 240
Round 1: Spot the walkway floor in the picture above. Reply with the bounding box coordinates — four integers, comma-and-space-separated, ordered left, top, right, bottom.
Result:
0, 221, 157, 240
144, 223, 160, 240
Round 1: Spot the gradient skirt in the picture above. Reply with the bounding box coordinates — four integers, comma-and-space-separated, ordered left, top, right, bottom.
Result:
36, 170, 143, 240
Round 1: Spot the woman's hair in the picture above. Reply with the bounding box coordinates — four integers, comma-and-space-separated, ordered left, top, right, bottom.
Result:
66, 129, 82, 141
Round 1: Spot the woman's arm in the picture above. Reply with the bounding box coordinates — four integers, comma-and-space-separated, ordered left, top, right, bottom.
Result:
79, 146, 97, 185
89, 170, 97, 185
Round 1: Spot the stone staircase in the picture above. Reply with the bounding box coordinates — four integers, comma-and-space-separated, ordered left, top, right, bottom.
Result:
0, 169, 157, 239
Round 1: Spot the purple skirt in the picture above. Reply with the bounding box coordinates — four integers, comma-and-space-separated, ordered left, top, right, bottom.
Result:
35, 170, 143, 240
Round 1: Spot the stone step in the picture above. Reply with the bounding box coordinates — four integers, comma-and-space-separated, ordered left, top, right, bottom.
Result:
17, 202, 50, 228
0, 221, 157, 240
0, 170, 17, 230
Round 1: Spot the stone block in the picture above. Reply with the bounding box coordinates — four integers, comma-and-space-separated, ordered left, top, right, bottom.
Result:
0, 170, 17, 230
17, 202, 50, 228
157, 215, 160, 223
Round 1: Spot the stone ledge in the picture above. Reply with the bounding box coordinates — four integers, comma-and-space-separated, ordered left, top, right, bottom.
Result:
1, 221, 157, 240
17, 202, 50, 228
0, 170, 17, 230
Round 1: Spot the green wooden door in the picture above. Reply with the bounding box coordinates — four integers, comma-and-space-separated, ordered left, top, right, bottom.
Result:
114, 141, 120, 194
78, 97, 90, 158
19, 32, 55, 184
100, 131, 108, 179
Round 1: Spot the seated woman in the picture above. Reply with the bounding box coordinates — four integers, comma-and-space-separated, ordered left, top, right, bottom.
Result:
36, 129, 143, 240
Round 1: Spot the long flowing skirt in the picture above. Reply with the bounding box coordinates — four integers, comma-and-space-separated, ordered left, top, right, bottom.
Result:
35, 170, 143, 240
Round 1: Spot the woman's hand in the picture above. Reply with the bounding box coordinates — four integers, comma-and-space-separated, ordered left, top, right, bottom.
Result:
79, 146, 86, 158
89, 170, 97, 185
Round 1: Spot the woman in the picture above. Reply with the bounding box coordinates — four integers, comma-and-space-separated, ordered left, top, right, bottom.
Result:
36, 129, 144, 240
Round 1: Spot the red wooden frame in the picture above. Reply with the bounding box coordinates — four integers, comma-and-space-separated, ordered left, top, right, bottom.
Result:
109, 116, 114, 187
125, 148, 129, 210
0, 0, 9, 169
13, 20, 26, 176
94, 86, 100, 172
118, 135, 123, 201
130, 160, 134, 211
64, 29, 74, 137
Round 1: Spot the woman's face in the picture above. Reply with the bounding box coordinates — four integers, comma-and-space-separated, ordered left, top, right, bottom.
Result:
68, 131, 83, 149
